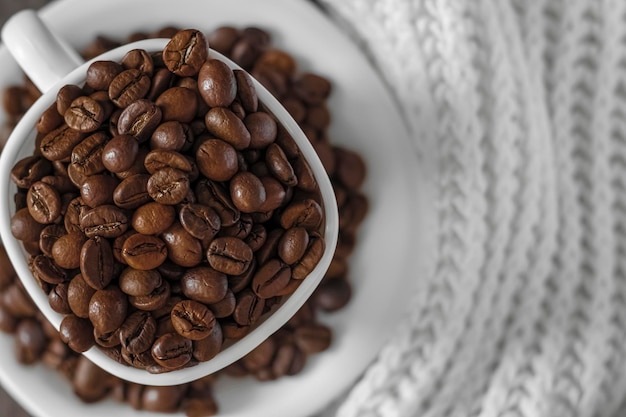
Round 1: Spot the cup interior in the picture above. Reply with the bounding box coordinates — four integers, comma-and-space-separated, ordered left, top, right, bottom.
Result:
0, 38, 338, 386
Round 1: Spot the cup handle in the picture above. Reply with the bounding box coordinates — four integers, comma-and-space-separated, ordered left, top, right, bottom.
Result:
1, 9, 84, 93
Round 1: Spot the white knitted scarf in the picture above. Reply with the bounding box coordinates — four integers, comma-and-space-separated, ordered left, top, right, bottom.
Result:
314, 0, 626, 416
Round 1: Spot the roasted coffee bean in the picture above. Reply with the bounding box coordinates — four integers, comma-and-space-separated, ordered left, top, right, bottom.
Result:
234, 69, 258, 113
192, 322, 223, 362
48, 282, 71, 314
40, 124, 87, 161
195, 179, 240, 227
117, 99, 162, 142
32, 254, 67, 285
80, 236, 115, 290
89, 286, 128, 334
258, 176, 286, 212
163, 29, 208, 77
102, 134, 139, 173
68, 132, 108, 186
39, 224, 66, 258
37, 102, 64, 134
80, 205, 129, 238
122, 49, 154, 75
132, 202, 176, 235
60, 314, 95, 353
198, 59, 237, 108
56, 85, 84, 116
156, 87, 197, 123
52, 231, 86, 269
109, 69, 151, 108
72, 356, 115, 402
147, 68, 174, 101
119, 267, 162, 297
119, 311, 156, 354
207, 26, 240, 55
68, 274, 96, 318
292, 235, 325, 279
171, 300, 216, 340
207, 237, 253, 275
27, 181, 61, 224
122, 347, 156, 370
233, 289, 264, 326
1, 283, 36, 318
230, 172, 266, 213
64, 197, 88, 233
292, 156, 317, 192
161, 222, 203, 267
144, 149, 192, 174
252, 259, 291, 298
15, 319, 47, 364
86, 60, 124, 91
94, 327, 121, 348
280, 198, 323, 231
0, 304, 17, 334
113, 173, 151, 209
208, 290, 236, 318
293, 323, 331, 354
129, 277, 171, 311
278, 227, 309, 265
147, 168, 190, 205
141, 386, 186, 413
181, 266, 228, 304
220, 214, 254, 240
80, 174, 119, 208
255, 228, 284, 266
244, 224, 267, 252
121, 233, 168, 270
196, 139, 238, 182
312, 277, 351, 312
266, 143, 297, 186
150, 121, 188, 151
151, 332, 193, 369
204, 107, 251, 150
64, 96, 105, 132
178, 203, 221, 242
245, 112, 277, 149
10, 156, 52, 189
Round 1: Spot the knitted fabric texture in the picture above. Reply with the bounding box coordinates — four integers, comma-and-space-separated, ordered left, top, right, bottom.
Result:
315, 0, 626, 416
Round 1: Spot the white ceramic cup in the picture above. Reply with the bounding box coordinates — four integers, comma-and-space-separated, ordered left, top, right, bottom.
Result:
0, 9, 338, 386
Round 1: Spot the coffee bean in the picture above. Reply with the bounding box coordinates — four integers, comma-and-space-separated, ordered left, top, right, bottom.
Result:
196, 139, 238, 182
266, 143, 297, 186
204, 107, 251, 150
163, 29, 208, 77
233, 289, 264, 326
181, 266, 228, 304
234, 69, 258, 113
192, 321, 223, 362
147, 68, 174, 102
278, 227, 309, 265
122, 49, 154, 75
206, 237, 253, 275
132, 202, 176, 235
119, 311, 156, 354
113, 173, 151, 209
86, 60, 124, 91
292, 235, 325, 279
68, 274, 96, 318
11, 156, 52, 189
40, 124, 87, 161
252, 259, 291, 299
280, 198, 323, 231
198, 59, 237, 108
151, 332, 193, 369
195, 179, 240, 227
64, 96, 105, 132
60, 314, 95, 353
160, 222, 203, 267
147, 168, 190, 205
144, 149, 192, 174
171, 300, 216, 340
119, 267, 162, 297
102, 134, 139, 173
109, 69, 151, 108
52, 231, 86, 269
150, 121, 188, 151
258, 176, 286, 212
56, 85, 84, 116
334, 147, 366, 189
37, 102, 64, 135
27, 181, 61, 224
230, 172, 266, 213
207, 26, 240, 55
80, 237, 115, 290
156, 87, 197, 123
121, 233, 167, 270
89, 286, 128, 334
80, 174, 119, 208
80, 205, 129, 238
48, 282, 71, 314
117, 99, 162, 142
178, 203, 221, 242
39, 224, 66, 258
15, 319, 47, 364
69, 132, 108, 186
245, 112, 277, 149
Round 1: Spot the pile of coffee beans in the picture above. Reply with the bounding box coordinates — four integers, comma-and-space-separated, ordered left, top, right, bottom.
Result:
0, 24, 368, 416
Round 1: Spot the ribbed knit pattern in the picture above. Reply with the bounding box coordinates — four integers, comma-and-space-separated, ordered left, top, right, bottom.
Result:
315, 0, 626, 416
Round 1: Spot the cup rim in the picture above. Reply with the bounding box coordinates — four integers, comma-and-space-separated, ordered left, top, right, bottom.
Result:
0, 38, 339, 386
